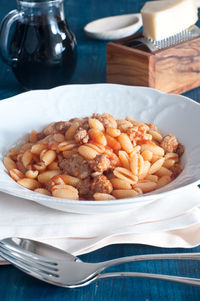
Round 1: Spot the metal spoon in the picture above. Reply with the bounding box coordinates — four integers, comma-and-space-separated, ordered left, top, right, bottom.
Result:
0, 237, 200, 288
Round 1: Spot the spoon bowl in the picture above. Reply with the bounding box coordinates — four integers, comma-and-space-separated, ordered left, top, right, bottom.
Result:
84, 13, 142, 40
1, 237, 200, 288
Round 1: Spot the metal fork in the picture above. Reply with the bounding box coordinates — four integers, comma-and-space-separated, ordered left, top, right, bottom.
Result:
1, 237, 200, 288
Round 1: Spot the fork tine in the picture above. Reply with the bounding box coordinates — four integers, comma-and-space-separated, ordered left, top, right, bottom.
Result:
0, 241, 57, 266
0, 248, 59, 280
0, 245, 59, 275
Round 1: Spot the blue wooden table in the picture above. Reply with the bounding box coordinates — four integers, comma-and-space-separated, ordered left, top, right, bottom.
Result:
0, 0, 200, 300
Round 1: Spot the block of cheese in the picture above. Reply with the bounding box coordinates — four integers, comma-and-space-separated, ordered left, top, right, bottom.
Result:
141, 0, 198, 40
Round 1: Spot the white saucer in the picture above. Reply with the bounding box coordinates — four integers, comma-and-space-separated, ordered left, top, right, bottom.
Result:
84, 13, 142, 40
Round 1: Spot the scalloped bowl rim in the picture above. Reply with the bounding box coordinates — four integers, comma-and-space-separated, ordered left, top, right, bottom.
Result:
0, 83, 199, 213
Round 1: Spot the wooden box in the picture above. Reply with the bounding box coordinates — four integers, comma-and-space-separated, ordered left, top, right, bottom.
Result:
106, 33, 200, 94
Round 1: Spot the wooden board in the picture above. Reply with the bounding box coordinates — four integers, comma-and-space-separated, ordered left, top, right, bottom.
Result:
106, 34, 200, 94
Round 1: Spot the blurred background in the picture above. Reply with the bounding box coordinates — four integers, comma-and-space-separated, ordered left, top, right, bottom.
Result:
0, 0, 146, 98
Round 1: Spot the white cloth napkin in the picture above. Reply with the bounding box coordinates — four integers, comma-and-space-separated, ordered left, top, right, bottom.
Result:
0, 187, 200, 263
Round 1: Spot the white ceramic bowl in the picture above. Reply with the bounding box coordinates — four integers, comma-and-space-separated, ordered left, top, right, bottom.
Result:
0, 84, 199, 214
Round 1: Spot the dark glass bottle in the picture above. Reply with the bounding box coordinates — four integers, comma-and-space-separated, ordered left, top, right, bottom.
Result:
0, 0, 77, 90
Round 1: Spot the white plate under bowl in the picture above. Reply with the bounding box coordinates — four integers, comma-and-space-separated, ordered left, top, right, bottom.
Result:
0, 84, 199, 214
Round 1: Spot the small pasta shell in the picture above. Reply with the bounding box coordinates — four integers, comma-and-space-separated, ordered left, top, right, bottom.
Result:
52, 189, 79, 200
51, 184, 78, 193
113, 167, 138, 184
41, 150, 56, 166
62, 174, 80, 187
91, 171, 103, 177
48, 161, 60, 170
163, 159, 176, 169
3, 157, 17, 171
31, 143, 47, 155
129, 146, 141, 158
134, 187, 143, 195
149, 130, 163, 142
155, 166, 172, 177
22, 150, 33, 168
117, 133, 133, 153
25, 170, 39, 179
38, 170, 60, 184
149, 158, 165, 174
106, 127, 121, 137
141, 150, 153, 161
33, 162, 46, 172
85, 143, 105, 154
49, 175, 68, 186
16, 161, 27, 174
10, 169, 24, 181
139, 161, 151, 179
89, 118, 104, 131
58, 141, 77, 151
134, 181, 157, 193
88, 129, 107, 146
93, 193, 116, 201
110, 178, 132, 190
165, 152, 179, 162
34, 188, 51, 196
78, 145, 98, 160
29, 130, 38, 143
65, 122, 80, 140
151, 154, 162, 164
17, 178, 40, 190
52, 185, 79, 200
157, 175, 172, 188
118, 151, 130, 169
112, 189, 138, 199
141, 142, 164, 157
145, 174, 158, 182
105, 134, 121, 152
130, 153, 144, 176
53, 133, 65, 143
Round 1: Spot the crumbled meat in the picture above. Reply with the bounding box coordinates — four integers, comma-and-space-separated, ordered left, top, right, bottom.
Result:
104, 149, 120, 168
126, 126, 139, 143
59, 154, 92, 179
69, 117, 83, 123
43, 121, 71, 136
76, 178, 93, 198
92, 113, 117, 128
46, 175, 67, 192
80, 118, 90, 131
176, 143, 184, 157
91, 174, 113, 194
160, 134, 178, 153
148, 123, 158, 131
117, 120, 133, 132
57, 154, 64, 164
89, 154, 111, 172
69, 117, 90, 131
170, 163, 183, 178
74, 128, 89, 144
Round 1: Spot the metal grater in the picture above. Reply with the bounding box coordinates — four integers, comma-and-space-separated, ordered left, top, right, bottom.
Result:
134, 25, 200, 52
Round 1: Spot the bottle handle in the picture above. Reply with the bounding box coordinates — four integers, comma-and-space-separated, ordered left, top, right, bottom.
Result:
0, 10, 21, 66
